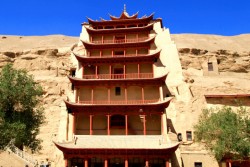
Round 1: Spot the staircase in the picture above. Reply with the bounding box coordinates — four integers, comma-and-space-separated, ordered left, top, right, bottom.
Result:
4, 146, 38, 167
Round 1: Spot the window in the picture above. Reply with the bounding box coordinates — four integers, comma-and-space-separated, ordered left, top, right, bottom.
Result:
186, 131, 192, 141
70, 68, 76, 77
177, 133, 182, 141
110, 115, 125, 127
208, 62, 213, 71
194, 162, 202, 167
115, 87, 121, 96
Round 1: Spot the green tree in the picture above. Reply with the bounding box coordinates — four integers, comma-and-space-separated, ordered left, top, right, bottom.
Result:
194, 106, 250, 161
0, 64, 45, 152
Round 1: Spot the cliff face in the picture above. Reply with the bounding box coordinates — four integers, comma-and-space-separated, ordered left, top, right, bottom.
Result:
0, 35, 78, 163
171, 34, 250, 73
0, 34, 249, 165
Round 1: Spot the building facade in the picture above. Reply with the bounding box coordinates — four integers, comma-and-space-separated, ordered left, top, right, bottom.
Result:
54, 8, 183, 167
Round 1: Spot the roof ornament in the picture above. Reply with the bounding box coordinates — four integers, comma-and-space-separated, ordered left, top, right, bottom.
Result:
124, 4, 126, 13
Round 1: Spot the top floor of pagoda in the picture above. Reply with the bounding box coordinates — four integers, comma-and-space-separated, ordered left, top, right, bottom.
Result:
83, 6, 155, 28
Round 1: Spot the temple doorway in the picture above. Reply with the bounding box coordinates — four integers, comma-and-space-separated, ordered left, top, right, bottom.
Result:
91, 157, 104, 167
109, 158, 124, 167
70, 158, 84, 167
149, 158, 165, 167
128, 158, 145, 167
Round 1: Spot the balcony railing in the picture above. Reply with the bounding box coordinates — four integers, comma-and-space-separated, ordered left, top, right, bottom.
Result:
92, 37, 149, 44
77, 99, 160, 105
89, 53, 147, 58
74, 47, 154, 58
82, 73, 153, 79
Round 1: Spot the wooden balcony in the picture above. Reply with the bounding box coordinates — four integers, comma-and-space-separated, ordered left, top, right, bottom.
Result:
77, 99, 160, 105
81, 36, 155, 49
87, 53, 147, 58
92, 37, 149, 44
82, 73, 153, 79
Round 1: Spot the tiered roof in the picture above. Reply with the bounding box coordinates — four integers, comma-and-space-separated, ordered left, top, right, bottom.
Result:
64, 97, 172, 114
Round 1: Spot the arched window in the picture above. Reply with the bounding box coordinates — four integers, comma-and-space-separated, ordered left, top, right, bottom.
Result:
110, 115, 125, 127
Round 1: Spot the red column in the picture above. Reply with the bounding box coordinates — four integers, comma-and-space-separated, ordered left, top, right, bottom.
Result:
84, 159, 88, 167
125, 115, 128, 135
95, 65, 98, 78
165, 159, 169, 167
145, 160, 149, 167
136, 49, 138, 56
100, 50, 102, 57
107, 115, 110, 135
65, 159, 68, 167
228, 161, 232, 167
91, 88, 94, 104
143, 115, 146, 135
137, 63, 140, 78
125, 159, 128, 167
124, 49, 126, 57
123, 64, 126, 79
101, 35, 104, 44
141, 87, 145, 103
104, 159, 108, 167
112, 50, 114, 57
90, 115, 93, 135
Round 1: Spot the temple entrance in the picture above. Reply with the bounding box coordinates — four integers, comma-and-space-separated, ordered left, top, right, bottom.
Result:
109, 163, 124, 167
128, 158, 145, 167
70, 158, 84, 167
129, 163, 144, 167
92, 162, 103, 167
149, 158, 165, 167
109, 158, 124, 167
91, 157, 104, 167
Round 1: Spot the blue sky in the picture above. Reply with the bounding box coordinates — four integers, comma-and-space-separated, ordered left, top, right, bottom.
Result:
0, 0, 249, 36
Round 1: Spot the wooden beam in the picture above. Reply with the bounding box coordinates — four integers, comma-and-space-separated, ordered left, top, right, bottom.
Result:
125, 115, 128, 135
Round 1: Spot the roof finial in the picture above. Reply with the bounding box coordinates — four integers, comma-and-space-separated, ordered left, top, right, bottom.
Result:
124, 4, 126, 13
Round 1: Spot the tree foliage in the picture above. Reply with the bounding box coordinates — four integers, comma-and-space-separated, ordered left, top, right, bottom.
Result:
0, 64, 45, 152
194, 106, 250, 161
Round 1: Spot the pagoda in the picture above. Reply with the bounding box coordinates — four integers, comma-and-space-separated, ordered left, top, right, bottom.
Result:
55, 6, 179, 167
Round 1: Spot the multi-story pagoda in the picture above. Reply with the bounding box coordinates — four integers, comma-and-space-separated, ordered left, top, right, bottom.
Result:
55, 7, 181, 167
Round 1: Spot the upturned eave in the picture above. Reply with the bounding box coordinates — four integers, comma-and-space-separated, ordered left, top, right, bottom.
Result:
85, 23, 154, 34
